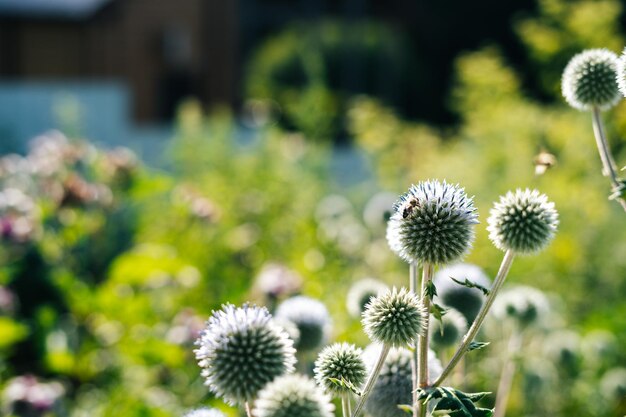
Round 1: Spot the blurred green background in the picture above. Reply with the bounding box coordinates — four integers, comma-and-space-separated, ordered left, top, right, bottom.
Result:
1, 0, 626, 416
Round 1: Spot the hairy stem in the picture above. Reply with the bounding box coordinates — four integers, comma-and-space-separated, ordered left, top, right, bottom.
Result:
591, 106, 626, 212
417, 263, 434, 417
342, 393, 352, 417
493, 332, 523, 417
352, 344, 391, 417
410, 262, 419, 417
245, 401, 254, 417
433, 250, 516, 386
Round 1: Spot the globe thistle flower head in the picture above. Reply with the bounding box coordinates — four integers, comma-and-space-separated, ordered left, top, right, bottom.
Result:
254, 374, 334, 417
386, 180, 478, 265
314, 343, 367, 394
433, 263, 491, 323
491, 285, 549, 327
562, 48, 621, 111
429, 307, 468, 349
362, 287, 427, 347
600, 367, 626, 402
275, 296, 331, 352
363, 345, 442, 417
194, 304, 296, 405
346, 278, 389, 318
487, 189, 558, 254
183, 408, 226, 417
618, 48, 626, 98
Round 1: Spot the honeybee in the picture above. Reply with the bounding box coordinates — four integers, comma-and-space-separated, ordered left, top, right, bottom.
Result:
402, 197, 420, 218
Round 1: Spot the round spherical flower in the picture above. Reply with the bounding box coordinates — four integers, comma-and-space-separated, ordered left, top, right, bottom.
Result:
491, 285, 549, 327
362, 287, 427, 347
562, 48, 621, 111
487, 189, 558, 254
275, 295, 331, 352
363, 344, 442, 417
194, 304, 296, 405
314, 343, 367, 394
386, 180, 478, 265
618, 48, 626, 98
346, 278, 389, 318
429, 307, 468, 349
254, 374, 334, 417
433, 263, 491, 323
183, 408, 226, 417
600, 367, 626, 402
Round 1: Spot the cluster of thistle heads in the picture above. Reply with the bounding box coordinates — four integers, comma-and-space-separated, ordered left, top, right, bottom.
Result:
192, 180, 560, 417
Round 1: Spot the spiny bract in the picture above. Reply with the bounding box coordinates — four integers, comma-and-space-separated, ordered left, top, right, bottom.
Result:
183, 408, 226, 417
433, 263, 491, 323
429, 307, 468, 349
254, 374, 335, 417
562, 48, 621, 111
275, 295, 331, 352
313, 342, 367, 394
363, 344, 442, 417
386, 180, 478, 265
362, 287, 427, 347
194, 304, 296, 405
346, 278, 389, 318
487, 189, 559, 254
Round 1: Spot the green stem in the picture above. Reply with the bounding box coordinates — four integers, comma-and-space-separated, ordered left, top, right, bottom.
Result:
245, 401, 254, 417
352, 344, 391, 417
342, 393, 352, 417
493, 331, 523, 417
591, 106, 626, 212
410, 262, 419, 417
433, 250, 516, 387
417, 263, 434, 417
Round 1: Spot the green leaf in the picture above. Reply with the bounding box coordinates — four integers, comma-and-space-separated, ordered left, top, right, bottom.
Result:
431, 303, 447, 335
417, 387, 493, 417
397, 404, 413, 414
468, 341, 490, 352
327, 377, 362, 396
425, 280, 438, 299
609, 179, 626, 201
450, 276, 490, 296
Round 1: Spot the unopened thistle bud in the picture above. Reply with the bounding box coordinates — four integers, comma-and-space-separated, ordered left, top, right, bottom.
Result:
254, 374, 335, 417
491, 285, 549, 327
275, 295, 331, 352
362, 287, 427, 347
562, 48, 621, 111
314, 343, 367, 394
194, 304, 296, 405
386, 180, 478, 265
487, 189, 558, 254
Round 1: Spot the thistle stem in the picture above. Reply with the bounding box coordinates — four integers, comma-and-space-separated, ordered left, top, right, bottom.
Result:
433, 249, 516, 387
591, 106, 626, 212
493, 331, 523, 417
245, 401, 254, 417
342, 393, 352, 417
410, 262, 419, 417
352, 344, 391, 417
417, 263, 434, 417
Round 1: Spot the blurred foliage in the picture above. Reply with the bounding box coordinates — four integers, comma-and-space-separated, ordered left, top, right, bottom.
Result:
245, 20, 410, 142
1, 1, 626, 417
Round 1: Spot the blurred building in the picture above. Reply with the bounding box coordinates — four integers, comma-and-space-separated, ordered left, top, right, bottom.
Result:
0, 0, 238, 122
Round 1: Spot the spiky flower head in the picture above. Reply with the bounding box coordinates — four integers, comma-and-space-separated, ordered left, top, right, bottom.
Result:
363, 344, 442, 417
183, 408, 226, 417
491, 285, 549, 327
194, 304, 296, 405
433, 263, 491, 323
386, 180, 478, 265
275, 295, 331, 352
346, 278, 389, 318
254, 374, 334, 417
314, 343, 367, 394
562, 48, 621, 111
600, 367, 626, 402
362, 287, 427, 347
429, 307, 468, 349
618, 48, 626, 98
487, 189, 558, 254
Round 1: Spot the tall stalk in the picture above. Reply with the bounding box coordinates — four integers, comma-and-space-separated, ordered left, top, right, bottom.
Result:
493, 331, 523, 417
433, 250, 516, 387
351, 344, 391, 417
342, 393, 352, 417
591, 106, 626, 212
417, 263, 434, 417
410, 262, 419, 417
